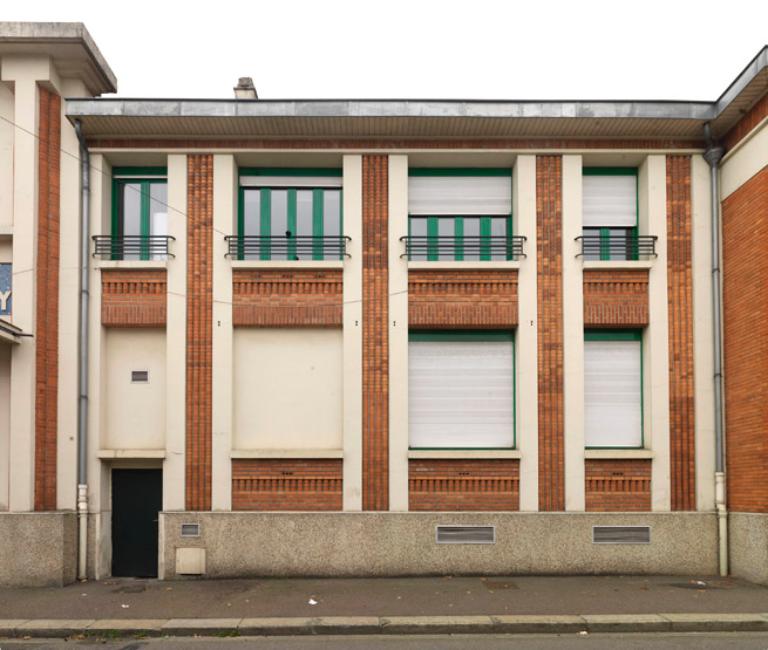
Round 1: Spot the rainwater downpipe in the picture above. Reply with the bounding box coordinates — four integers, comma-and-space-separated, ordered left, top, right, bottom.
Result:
703, 123, 727, 577
74, 119, 90, 581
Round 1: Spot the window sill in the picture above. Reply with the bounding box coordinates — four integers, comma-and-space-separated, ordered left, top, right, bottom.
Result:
95, 260, 168, 270
230, 449, 344, 459
231, 260, 344, 270
408, 449, 521, 460
407, 260, 521, 270
584, 449, 654, 460
97, 449, 166, 459
582, 260, 654, 270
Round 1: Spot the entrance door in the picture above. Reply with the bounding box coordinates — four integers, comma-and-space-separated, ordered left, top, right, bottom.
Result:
112, 469, 162, 577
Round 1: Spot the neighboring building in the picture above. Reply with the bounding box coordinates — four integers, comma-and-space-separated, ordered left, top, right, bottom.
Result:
0, 23, 766, 586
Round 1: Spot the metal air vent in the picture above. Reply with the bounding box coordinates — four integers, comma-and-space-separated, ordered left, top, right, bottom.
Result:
180, 523, 201, 538
436, 525, 495, 544
131, 370, 149, 383
592, 525, 650, 544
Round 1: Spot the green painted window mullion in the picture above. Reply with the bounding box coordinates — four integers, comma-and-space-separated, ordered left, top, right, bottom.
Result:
140, 181, 151, 261
599, 226, 610, 261
454, 217, 464, 261
427, 217, 439, 261
312, 188, 324, 261
480, 217, 491, 261
287, 189, 297, 261
236, 187, 245, 260
506, 215, 513, 260
260, 189, 272, 260
111, 180, 121, 261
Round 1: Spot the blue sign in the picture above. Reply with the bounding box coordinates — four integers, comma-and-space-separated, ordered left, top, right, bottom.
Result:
0, 264, 11, 316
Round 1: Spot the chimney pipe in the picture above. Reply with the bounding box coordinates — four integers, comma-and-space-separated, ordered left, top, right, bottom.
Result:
234, 77, 258, 99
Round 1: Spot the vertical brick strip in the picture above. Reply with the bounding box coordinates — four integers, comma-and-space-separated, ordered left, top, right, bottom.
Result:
362, 154, 389, 510
536, 155, 565, 511
666, 155, 696, 511
186, 154, 214, 511
34, 87, 61, 511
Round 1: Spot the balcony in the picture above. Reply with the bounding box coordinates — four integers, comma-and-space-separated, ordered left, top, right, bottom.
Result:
400, 235, 526, 261
92, 235, 175, 260
575, 232, 657, 261
225, 235, 350, 261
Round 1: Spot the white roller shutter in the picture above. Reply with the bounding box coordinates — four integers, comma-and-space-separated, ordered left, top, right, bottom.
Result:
583, 175, 637, 227
408, 176, 511, 215
240, 175, 342, 188
409, 339, 514, 448
584, 339, 642, 447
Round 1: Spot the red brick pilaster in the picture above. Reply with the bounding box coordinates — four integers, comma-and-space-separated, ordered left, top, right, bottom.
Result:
34, 87, 61, 511
536, 155, 565, 511
185, 154, 214, 511
666, 155, 696, 511
362, 154, 389, 511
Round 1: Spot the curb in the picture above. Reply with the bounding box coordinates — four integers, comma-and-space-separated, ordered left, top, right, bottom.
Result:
1, 614, 768, 638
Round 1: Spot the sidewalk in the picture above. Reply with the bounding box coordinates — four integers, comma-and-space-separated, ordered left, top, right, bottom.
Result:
1, 575, 768, 637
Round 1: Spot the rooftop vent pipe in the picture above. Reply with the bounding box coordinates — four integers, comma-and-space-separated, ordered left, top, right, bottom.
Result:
234, 77, 258, 99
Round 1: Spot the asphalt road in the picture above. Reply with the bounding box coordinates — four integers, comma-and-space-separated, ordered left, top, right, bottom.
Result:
3, 634, 768, 649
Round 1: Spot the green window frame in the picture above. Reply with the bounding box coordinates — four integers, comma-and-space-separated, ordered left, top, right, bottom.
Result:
408, 329, 516, 450
407, 168, 514, 261
584, 329, 644, 449
582, 167, 639, 261
111, 167, 168, 261
237, 168, 343, 261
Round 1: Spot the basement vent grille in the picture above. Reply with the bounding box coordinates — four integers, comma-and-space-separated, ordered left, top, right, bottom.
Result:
131, 370, 149, 383
592, 525, 651, 544
436, 525, 495, 544
180, 523, 201, 538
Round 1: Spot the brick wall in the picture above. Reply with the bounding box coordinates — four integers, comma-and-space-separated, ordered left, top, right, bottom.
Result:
583, 269, 649, 327
536, 155, 565, 511
362, 154, 389, 511
723, 95, 768, 151
722, 165, 768, 513
186, 154, 214, 511
232, 269, 342, 327
666, 155, 696, 511
34, 86, 61, 512
101, 269, 167, 327
409, 270, 518, 328
232, 459, 343, 511
409, 460, 520, 511
585, 459, 652, 511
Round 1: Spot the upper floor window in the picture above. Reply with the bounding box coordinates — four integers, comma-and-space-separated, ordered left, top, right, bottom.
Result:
406, 169, 520, 261
237, 169, 344, 261
111, 167, 168, 260
582, 167, 639, 261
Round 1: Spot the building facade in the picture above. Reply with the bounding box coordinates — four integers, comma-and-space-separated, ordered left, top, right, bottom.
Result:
0, 23, 766, 586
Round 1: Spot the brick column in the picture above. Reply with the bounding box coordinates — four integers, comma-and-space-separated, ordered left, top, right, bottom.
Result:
536, 155, 565, 511
362, 154, 389, 511
34, 86, 61, 511
185, 154, 214, 511
666, 155, 696, 511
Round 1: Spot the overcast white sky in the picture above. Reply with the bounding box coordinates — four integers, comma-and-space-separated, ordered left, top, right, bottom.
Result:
4, 0, 767, 101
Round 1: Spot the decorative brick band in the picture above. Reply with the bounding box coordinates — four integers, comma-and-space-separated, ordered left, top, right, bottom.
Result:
101, 269, 167, 327
232, 459, 343, 511
34, 86, 61, 512
585, 459, 652, 512
722, 165, 768, 513
186, 154, 214, 511
666, 155, 696, 511
232, 269, 342, 327
409, 269, 518, 329
409, 460, 520, 511
536, 155, 565, 511
723, 94, 768, 151
583, 269, 649, 327
362, 154, 389, 511
89, 137, 703, 151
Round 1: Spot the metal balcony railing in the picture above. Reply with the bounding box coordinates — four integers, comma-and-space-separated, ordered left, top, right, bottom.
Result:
400, 235, 526, 261
92, 235, 175, 260
225, 235, 351, 261
575, 233, 657, 261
